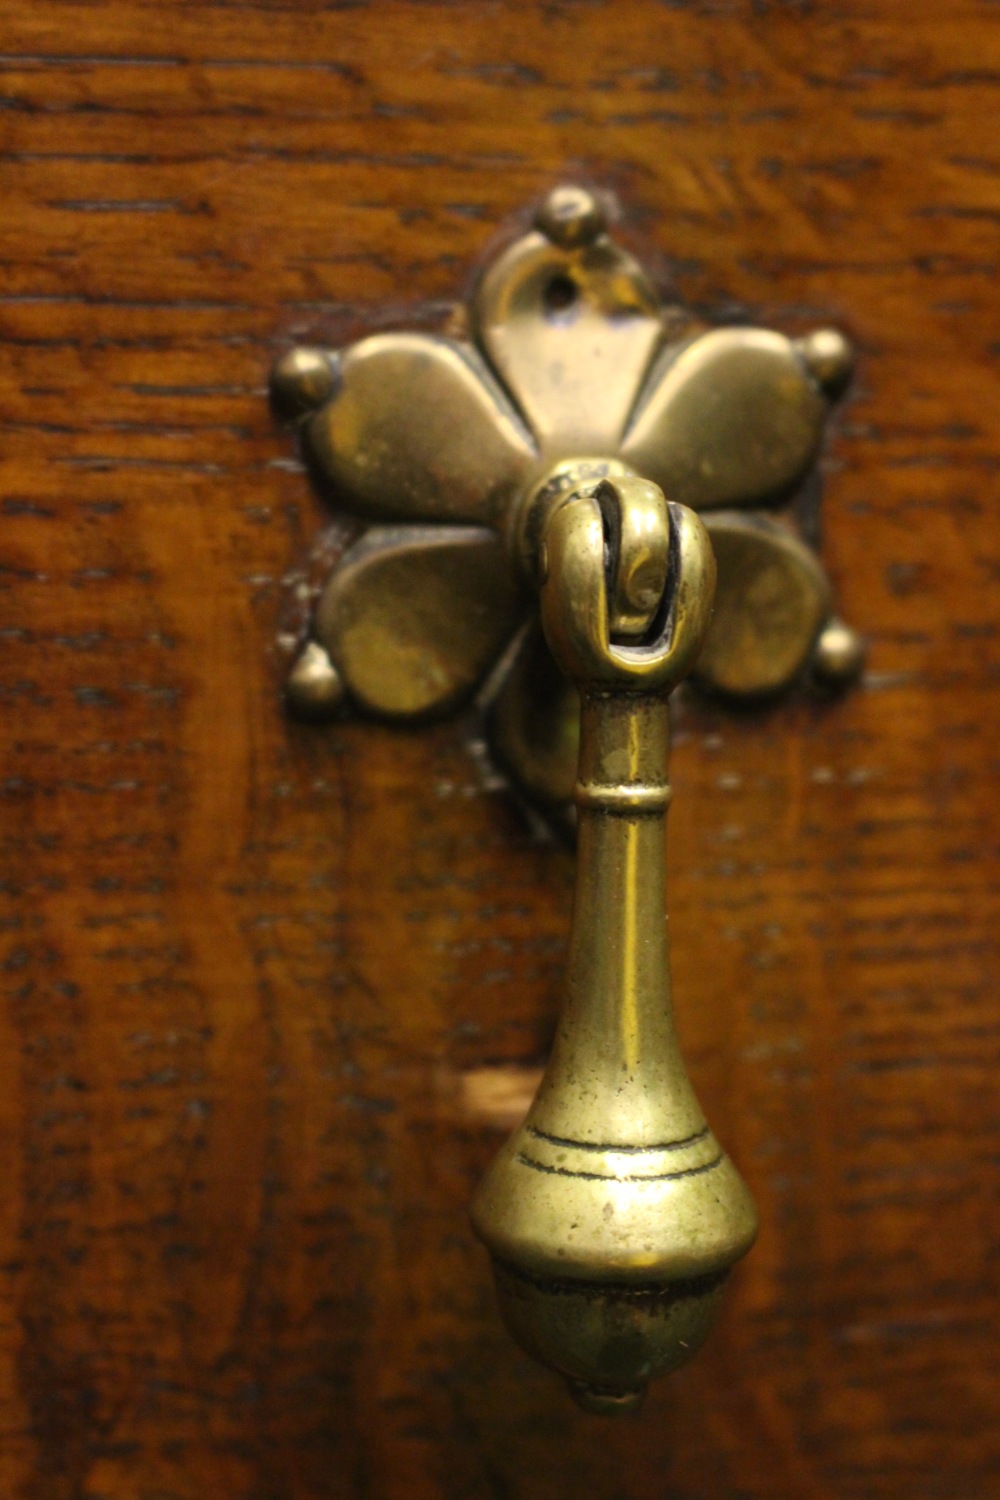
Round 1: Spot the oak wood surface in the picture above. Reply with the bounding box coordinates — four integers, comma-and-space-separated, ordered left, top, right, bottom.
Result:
1, 3, 999, 1497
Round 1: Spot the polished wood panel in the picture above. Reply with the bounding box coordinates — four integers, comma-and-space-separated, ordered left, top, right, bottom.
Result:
1, 3, 999, 1496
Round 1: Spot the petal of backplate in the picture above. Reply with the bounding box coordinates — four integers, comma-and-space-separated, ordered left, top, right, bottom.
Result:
307, 334, 536, 525
488, 623, 580, 812
693, 514, 831, 697
471, 230, 664, 456
621, 329, 829, 511
314, 527, 526, 718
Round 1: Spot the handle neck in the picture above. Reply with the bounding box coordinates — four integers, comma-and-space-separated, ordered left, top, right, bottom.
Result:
528, 691, 704, 1148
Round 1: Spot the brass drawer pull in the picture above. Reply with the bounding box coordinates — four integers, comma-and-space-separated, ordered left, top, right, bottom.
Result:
470, 476, 757, 1413
270, 186, 862, 1411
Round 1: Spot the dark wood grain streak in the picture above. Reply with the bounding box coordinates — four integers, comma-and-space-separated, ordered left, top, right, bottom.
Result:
1, 2, 999, 1497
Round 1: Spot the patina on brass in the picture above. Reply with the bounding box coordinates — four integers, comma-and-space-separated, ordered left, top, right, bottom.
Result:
266, 187, 871, 1409
697, 512, 832, 697
312, 526, 525, 717
274, 183, 864, 827
472, 477, 757, 1412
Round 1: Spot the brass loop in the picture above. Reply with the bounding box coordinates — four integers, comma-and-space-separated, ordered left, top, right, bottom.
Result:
539, 478, 717, 693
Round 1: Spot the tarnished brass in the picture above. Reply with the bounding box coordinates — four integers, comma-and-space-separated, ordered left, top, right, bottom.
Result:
306, 335, 534, 526
472, 478, 757, 1412
488, 624, 580, 813
620, 328, 846, 511
471, 189, 662, 454
266, 187, 871, 1410
312, 527, 524, 717
272, 183, 864, 826
695, 513, 832, 697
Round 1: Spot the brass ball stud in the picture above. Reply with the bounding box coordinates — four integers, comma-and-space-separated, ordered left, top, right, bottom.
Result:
271, 347, 339, 418
286, 641, 345, 719
813, 618, 866, 686
798, 328, 855, 397
535, 185, 608, 249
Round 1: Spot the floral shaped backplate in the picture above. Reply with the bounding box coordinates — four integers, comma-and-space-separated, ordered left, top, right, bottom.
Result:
272, 185, 863, 824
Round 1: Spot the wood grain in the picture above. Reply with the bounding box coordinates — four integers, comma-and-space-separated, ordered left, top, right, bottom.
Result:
1, 2, 999, 1496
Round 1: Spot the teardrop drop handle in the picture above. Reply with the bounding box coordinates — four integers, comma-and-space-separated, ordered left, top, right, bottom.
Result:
471, 477, 758, 1414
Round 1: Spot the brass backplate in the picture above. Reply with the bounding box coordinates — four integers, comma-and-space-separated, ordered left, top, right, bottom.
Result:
271, 185, 863, 827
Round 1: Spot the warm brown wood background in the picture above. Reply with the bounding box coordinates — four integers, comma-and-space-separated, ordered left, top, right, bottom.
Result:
2, 2, 999, 1497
